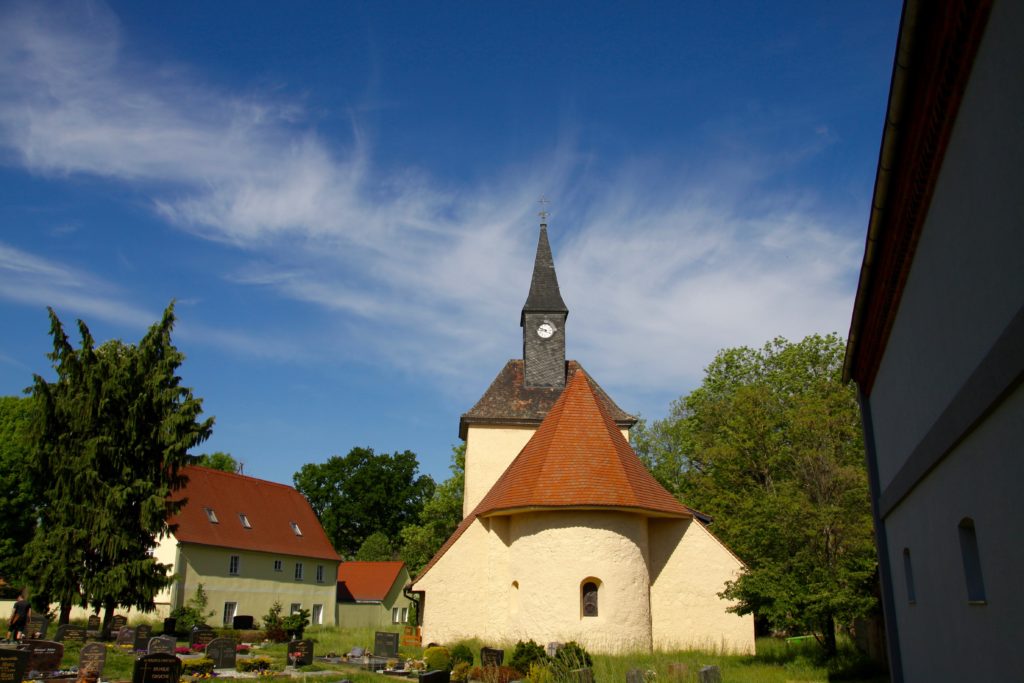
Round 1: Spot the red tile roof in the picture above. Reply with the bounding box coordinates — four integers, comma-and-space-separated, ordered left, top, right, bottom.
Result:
413, 371, 691, 584
168, 466, 341, 562
337, 561, 408, 602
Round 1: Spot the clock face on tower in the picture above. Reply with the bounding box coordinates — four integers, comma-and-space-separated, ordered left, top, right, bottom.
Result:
537, 321, 556, 339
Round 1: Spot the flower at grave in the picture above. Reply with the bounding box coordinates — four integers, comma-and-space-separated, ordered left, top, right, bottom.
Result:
643, 670, 657, 683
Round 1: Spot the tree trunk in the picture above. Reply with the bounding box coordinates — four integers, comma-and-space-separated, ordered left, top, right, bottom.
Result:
822, 614, 837, 657
59, 601, 72, 625
102, 601, 115, 635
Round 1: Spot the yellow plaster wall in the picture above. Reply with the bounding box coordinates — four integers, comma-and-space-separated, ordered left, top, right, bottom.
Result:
648, 518, 754, 654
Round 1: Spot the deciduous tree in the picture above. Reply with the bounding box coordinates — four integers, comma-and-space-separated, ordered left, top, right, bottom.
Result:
398, 443, 464, 574
0, 396, 37, 595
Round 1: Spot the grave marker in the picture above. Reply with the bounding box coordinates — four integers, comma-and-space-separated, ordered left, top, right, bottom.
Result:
546, 643, 563, 658
206, 638, 237, 669
161, 618, 176, 636
626, 668, 644, 683
189, 627, 216, 648
480, 648, 504, 667
23, 639, 64, 674
110, 615, 128, 632
289, 639, 314, 667
26, 615, 48, 640
697, 666, 721, 683
0, 648, 29, 683
86, 615, 101, 636
54, 624, 87, 643
117, 627, 137, 648
147, 636, 177, 655
420, 670, 450, 683
666, 663, 689, 680
134, 624, 153, 651
572, 669, 594, 683
374, 632, 399, 659
232, 615, 254, 630
132, 653, 182, 683
78, 642, 108, 677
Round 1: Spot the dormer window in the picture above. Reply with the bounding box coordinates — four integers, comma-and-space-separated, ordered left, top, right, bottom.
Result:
205, 507, 219, 524
239, 513, 252, 529
291, 522, 303, 537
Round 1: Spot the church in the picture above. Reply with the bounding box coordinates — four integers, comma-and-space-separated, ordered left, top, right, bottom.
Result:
409, 220, 754, 654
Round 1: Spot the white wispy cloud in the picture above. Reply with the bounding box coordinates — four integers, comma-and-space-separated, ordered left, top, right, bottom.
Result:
0, 1, 861, 415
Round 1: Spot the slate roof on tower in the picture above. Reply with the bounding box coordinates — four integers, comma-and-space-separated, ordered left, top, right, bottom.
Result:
520, 224, 568, 324
168, 465, 341, 562
458, 360, 636, 439
416, 370, 691, 582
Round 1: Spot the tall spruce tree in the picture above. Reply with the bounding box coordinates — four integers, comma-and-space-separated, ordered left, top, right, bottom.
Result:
26, 304, 213, 625
0, 396, 39, 595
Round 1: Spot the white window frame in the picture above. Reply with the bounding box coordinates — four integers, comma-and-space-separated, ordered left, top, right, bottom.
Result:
290, 521, 303, 536
273, 559, 283, 572
392, 607, 401, 624
229, 554, 240, 576
205, 507, 219, 523
312, 604, 323, 625
316, 564, 324, 583
239, 513, 252, 529
223, 602, 237, 626
295, 562, 304, 580
290, 602, 301, 615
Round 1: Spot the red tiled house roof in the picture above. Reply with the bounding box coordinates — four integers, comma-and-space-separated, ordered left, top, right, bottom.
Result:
168, 466, 340, 562
337, 561, 407, 602
415, 371, 691, 582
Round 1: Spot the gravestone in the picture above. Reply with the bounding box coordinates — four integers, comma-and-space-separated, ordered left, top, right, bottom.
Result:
26, 615, 48, 639
666, 663, 689, 680
79, 642, 108, 677
132, 653, 182, 683
420, 670, 450, 683
697, 666, 722, 683
134, 624, 153, 651
572, 669, 594, 683
626, 668, 644, 683
117, 627, 137, 648
23, 639, 64, 674
546, 642, 563, 658
148, 636, 177, 655
374, 632, 399, 659
480, 648, 504, 667
189, 627, 216, 648
162, 618, 176, 636
289, 639, 314, 667
232, 615, 254, 630
110, 615, 128, 633
87, 615, 101, 635
206, 638, 237, 669
0, 648, 29, 683
54, 624, 87, 643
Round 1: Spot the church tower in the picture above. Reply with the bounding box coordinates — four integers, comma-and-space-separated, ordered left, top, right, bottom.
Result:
520, 220, 568, 388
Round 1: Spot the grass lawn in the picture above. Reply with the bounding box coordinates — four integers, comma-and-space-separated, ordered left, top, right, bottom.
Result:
42, 625, 887, 683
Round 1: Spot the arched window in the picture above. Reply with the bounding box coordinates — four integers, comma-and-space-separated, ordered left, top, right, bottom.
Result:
581, 580, 599, 617
958, 518, 986, 603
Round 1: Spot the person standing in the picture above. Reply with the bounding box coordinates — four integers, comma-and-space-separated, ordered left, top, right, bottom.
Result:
7, 591, 30, 641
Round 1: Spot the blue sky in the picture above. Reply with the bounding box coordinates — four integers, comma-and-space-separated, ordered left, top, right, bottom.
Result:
0, 1, 901, 485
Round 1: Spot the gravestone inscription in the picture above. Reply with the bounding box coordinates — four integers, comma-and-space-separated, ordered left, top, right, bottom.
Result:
148, 636, 177, 655
290, 640, 313, 666
0, 648, 29, 683
116, 627, 137, 648
23, 639, 64, 674
79, 642, 108, 677
86, 615, 101, 635
110, 615, 128, 633
206, 638, 237, 669
374, 632, 398, 659
132, 653, 182, 683
134, 624, 153, 651
54, 624, 86, 643
189, 628, 216, 648
26, 615, 48, 639
480, 648, 504, 667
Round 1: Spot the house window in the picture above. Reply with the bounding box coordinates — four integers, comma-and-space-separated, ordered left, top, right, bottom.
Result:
290, 603, 301, 615
312, 604, 323, 625
229, 555, 240, 576
392, 607, 402, 624
223, 602, 237, 626
903, 548, 916, 604
290, 521, 303, 536
273, 559, 283, 572
958, 518, 986, 603
401, 607, 408, 622
581, 579, 600, 617
295, 562, 304, 580
316, 565, 324, 583
205, 507, 219, 523
239, 513, 252, 529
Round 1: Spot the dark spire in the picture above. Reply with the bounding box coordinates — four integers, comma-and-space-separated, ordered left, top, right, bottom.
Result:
520, 223, 568, 327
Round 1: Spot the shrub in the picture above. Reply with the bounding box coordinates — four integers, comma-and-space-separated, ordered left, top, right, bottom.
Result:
282, 607, 310, 639
527, 662, 554, 683
238, 656, 275, 673
469, 666, 521, 683
450, 644, 474, 667
261, 602, 288, 643
451, 662, 472, 682
424, 646, 452, 671
553, 642, 592, 669
182, 658, 215, 676
510, 640, 547, 675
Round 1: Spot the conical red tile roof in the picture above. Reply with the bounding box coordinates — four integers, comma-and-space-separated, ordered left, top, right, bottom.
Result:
476, 370, 691, 517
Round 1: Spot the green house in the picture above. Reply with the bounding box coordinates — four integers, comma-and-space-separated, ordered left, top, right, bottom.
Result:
336, 561, 413, 628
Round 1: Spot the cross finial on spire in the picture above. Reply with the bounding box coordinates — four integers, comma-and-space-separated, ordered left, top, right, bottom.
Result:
538, 195, 551, 225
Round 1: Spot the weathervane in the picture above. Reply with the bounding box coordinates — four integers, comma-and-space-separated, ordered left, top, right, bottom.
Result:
538, 195, 551, 225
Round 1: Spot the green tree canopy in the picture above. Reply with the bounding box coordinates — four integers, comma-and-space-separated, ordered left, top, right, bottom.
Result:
355, 531, 396, 561
25, 304, 213, 625
398, 443, 464, 574
193, 451, 241, 473
0, 395, 37, 595
634, 334, 876, 654
293, 446, 435, 557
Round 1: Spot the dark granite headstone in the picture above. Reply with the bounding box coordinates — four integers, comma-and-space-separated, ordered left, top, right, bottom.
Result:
134, 624, 153, 651
117, 627, 137, 647
232, 615, 254, 630
0, 648, 29, 683
626, 668, 644, 683
26, 615, 48, 639
206, 638, 237, 669
111, 615, 128, 632
79, 642, 107, 676
189, 628, 216, 648
132, 653, 182, 683
697, 666, 721, 683
480, 648, 504, 667
374, 632, 399, 659
148, 636, 177, 655
87, 615, 101, 635
54, 624, 87, 643
23, 639, 64, 674
162, 618, 176, 636
420, 671, 450, 683
289, 640, 313, 666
